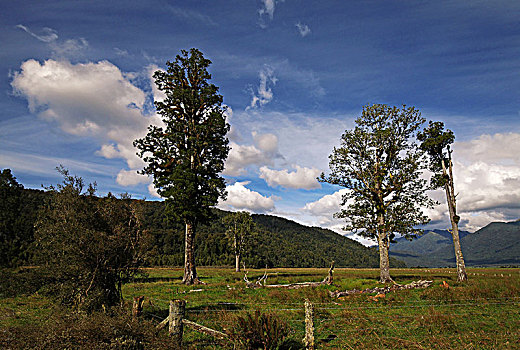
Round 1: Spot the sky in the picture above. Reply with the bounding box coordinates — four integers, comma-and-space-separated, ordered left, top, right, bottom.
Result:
1, 0, 519, 245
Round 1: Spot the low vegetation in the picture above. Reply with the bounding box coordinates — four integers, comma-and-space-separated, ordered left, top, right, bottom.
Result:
2, 267, 518, 349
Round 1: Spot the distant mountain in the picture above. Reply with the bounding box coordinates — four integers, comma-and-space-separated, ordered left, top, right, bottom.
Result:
390, 222, 520, 267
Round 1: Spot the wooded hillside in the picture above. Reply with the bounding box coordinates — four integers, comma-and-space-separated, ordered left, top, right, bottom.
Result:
2, 188, 404, 268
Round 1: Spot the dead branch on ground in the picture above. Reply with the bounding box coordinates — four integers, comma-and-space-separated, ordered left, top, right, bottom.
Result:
244, 261, 335, 289
329, 279, 433, 298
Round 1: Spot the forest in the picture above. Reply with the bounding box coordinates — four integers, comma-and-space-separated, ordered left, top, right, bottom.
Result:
0, 170, 401, 270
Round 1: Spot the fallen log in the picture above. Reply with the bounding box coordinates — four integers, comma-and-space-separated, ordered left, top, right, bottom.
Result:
329, 280, 433, 298
183, 319, 229, 341
244, 262, 335, 289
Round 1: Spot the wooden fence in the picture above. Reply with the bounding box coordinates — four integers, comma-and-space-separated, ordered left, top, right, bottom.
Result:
134, 297, 316, 349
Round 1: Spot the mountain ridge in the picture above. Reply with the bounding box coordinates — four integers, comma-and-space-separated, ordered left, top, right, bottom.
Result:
390, 221, 520, 267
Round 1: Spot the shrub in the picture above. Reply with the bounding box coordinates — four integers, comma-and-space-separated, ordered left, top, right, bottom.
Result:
0, 309, 177, 349
34, 167, 150, 312
228, 310, 289, 350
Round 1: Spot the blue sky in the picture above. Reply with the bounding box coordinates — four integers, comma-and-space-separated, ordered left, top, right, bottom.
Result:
1, 1, 519, 244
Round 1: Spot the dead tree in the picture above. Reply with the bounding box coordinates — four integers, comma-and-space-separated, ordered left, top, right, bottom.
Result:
244, 262, 335, 289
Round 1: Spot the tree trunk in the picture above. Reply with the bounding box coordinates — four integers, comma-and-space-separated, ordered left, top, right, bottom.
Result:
442, 157, 467, 282
182, 221, 200, 285
377, 211, 393, 283
378, 233, 393, 283
235, 253, 240, 272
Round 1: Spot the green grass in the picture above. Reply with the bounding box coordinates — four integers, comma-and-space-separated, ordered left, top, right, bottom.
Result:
2, 267, 519, 349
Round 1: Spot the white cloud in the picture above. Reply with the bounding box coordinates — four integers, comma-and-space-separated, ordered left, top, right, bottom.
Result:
260, 165, 321, 189
249, 66, 277, 108
258, 0, 280, 27
230, 110, 351, 171
11, 58, 162, 197
300, 132, 520, 235
453, 133, 520, 166
16, 25, 88, 59
16, 25, 58, 43
147, 183, 161, 198
223, 132, 281, 176
116, 169, 150, 186
303, 189, 348, 216
50, 38, 89, 58
259, 0, 275, 19
295, 23, 311, 37
421, 132, 520, 231
218, 181, 275, 212
96, 144, 120, 159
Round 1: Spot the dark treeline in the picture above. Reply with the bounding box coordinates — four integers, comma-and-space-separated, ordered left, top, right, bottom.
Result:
1, 171, 404, 269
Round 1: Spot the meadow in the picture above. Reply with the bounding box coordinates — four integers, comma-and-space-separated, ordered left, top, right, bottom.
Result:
2, 267, 519, 349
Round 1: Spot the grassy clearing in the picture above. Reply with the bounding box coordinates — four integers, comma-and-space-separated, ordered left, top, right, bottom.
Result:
2, 267, 519, 349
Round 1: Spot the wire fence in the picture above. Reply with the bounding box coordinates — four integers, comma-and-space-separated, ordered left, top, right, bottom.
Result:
138, 295, 520, 348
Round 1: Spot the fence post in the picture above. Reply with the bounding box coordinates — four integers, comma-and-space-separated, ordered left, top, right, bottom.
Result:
169, 299, 186, 348
303, 299, 315, 350
132, 296, 144, 319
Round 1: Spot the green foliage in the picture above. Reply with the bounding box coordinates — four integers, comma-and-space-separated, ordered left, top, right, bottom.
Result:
321, 104, 433, 241
0, 173, 400, 270
223, 211, 255, 269
417, 120, 455, 189
35, 167, 149, 312
228, 310, 290, 350
0, 169, 27, 267
134, 48, 230, 225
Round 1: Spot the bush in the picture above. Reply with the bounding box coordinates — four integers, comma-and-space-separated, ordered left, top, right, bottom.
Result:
34, 167, 150, 312
0, 309, 177, 349
228, 310, 289, 350
0, 267, 49, 297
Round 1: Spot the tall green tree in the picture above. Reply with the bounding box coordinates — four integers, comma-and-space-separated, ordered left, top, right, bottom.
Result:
35, 167, 148, 312
134, 48, 230, 285
418, 121, 467, 282
223, 211, 255, 272
320, 104, 432, 283
0, 169, 24, 267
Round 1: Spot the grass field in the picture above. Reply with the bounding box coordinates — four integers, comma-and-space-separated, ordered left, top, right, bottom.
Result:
2, 267, 519, 349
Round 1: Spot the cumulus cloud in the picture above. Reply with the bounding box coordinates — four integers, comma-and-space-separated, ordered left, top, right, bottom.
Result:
230, 110, 349, 171
454, 133, 520, 165
249, 66, 277, 109
421, 132, 520, 232
301, 189, 375, 245
223, 132, 281, 176
260, 165, 321, 189
218, 181, 275, 212
295, 23, 311, 37
301, 132, 520, 236
116, 169, 150, 186
11, 58, 162, 197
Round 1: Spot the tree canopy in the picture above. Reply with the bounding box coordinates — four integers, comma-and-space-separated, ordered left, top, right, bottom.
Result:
35, 167, 148, 312
321, 104, 432, 282
223, 211, 255, 271
134, 48, 230, 284
418, 121, 467, 282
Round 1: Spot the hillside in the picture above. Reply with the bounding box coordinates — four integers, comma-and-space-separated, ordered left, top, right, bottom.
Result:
1, 188, 404, 268
390, 222, 520, 267
141, 201, 405, 268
